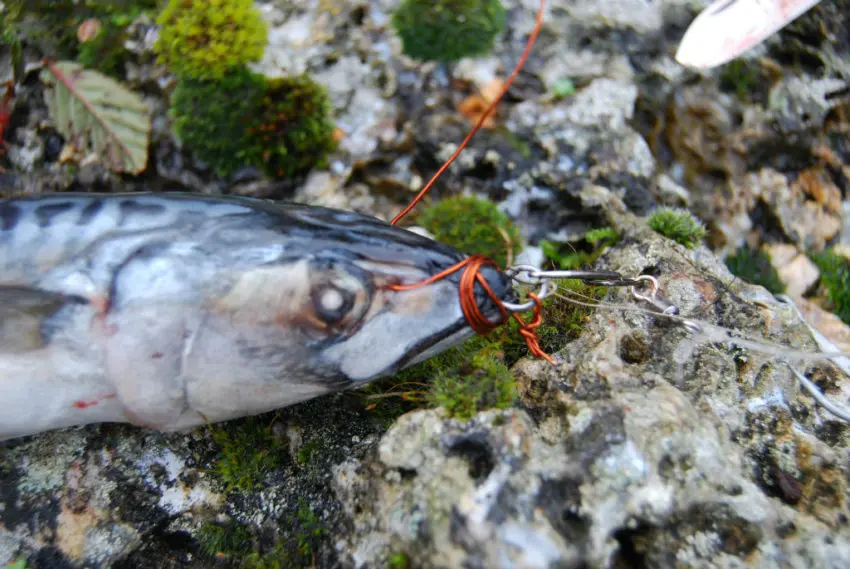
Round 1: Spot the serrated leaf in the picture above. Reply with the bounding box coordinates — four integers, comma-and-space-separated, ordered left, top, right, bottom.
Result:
40, 60, 151, 175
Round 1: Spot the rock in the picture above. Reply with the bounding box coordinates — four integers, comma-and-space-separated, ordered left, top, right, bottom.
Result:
563, 78, 639, 132
795, 296, 850, 353
7, 127, 43, 173
332, 189, 850, 569
748, 168, 842, 251
769, 76, 849, 134
765, 243, 820, 298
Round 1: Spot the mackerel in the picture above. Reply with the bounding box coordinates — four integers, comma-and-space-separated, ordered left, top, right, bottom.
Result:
0, 193, 513, 440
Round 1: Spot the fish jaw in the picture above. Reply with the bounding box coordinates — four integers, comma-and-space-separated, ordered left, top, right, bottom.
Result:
675, 0, 822, 70
318, 260, 514, 381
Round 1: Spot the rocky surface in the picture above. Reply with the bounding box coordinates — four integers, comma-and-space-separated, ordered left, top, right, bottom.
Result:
2, 0, 850, 568
333, 192, 850, 568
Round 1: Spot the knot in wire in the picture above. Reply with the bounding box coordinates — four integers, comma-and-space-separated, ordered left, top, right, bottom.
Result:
387, 255, 554, 363
512, 292, 553, 364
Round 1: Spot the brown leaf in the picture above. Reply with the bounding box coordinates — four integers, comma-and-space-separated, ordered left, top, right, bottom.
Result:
457, 78, 505, 128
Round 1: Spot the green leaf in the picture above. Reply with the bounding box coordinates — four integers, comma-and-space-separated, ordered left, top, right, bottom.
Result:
40, 60, 151, 175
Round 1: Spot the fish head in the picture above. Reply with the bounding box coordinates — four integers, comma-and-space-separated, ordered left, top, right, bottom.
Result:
264, 204, 517, 385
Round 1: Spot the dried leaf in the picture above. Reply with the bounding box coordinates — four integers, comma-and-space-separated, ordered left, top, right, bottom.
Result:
40, 60, 151, 174
458, 78, 504, 128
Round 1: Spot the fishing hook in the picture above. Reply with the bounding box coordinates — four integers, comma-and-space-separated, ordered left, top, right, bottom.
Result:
503, 266, 680, 316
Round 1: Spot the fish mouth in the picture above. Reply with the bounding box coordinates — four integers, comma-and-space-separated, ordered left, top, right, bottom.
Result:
390, 263, 517, 373
392, 321, 474, 371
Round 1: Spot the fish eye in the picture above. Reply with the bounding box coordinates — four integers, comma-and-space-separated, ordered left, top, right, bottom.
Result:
304, 261, 373, 338
312, 284, 355, 324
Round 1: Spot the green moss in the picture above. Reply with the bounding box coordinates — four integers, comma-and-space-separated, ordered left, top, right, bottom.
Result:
292, 502, 327, 564
726, 246, 786, 294
647, 207, 707, 249
495, 125, 532, 158
296, 438, 321, 465
196, 521, 255, 561
242, 502, 327, 568
209, 415, 284, 492
811, 250, 850, 325
528, 280, 606, 354
244, 74, 337, 179
1, 20, 24, 82
718, 59, 764, 102
540, 227, 619, 270
416, 196, 522, 268
154, 0, 268, 80
429, 343, 516, 421
551, 78, 576, 99
5, 0, 158, 77
196, 506, 326, 569
169, 67, 266, 177
391, 0, 506, 63
388, 552, 410, 569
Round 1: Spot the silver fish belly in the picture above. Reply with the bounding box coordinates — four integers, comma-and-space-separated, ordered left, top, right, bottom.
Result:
0, 193, 513, 440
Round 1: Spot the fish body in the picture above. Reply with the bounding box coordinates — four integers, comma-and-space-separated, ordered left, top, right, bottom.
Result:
675, 0, 822, 70
0, 193, 513, 440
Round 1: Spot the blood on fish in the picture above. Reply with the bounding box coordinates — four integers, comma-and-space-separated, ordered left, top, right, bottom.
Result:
72, 393, 117, 409
151, 352, 164, 359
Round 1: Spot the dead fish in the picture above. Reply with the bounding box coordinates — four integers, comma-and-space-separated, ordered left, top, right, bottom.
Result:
0, 193, 514, 440
676, 0, 823, 70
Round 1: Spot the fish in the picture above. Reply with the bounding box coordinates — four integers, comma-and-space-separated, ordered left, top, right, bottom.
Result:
0, 192, 515, 440
675, 0, 823, 70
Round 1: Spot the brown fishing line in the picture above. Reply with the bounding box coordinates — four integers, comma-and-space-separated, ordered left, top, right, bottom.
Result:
388, 0, 554, 363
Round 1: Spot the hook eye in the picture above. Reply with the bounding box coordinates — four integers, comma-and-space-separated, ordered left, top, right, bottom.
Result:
631, 275, 679, 315
503, 280, 554, 312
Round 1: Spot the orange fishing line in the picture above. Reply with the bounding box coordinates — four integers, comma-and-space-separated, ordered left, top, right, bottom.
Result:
388, 0, 552, 363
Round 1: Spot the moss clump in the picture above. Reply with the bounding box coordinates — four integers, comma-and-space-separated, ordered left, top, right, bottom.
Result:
388, 552, 411, 569
718, 59, 767, 103
169, 70, 337, 179
196, 503, 327, 568
811, 250, 850, 325
551, 78, 576, 99
289, 502, 327, 565
76, 3, 159, 76
209, 415, 284, 492
5, 0, 159, 78
523, 280, 606, 355
726, 246, 786, 294
244, 74, 337, 179
416, 196, 522, 268
429, 343, 516, 421
196, 521, 254, 561
648, 207, 707, 249
170, 67, 266, 177
360, 329, 516, 424
296, 438, 321, 465
391, 0, 506, 63
540, 227, 619, 270
155, 0, 267, 80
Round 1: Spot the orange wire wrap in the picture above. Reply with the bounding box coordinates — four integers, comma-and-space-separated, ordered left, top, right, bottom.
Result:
388, 0, 554, 364
389, 255, 508, 334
